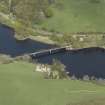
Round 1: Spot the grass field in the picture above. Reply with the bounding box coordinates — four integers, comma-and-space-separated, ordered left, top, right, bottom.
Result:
0, 61, 105, 105
40, 0, 105, 33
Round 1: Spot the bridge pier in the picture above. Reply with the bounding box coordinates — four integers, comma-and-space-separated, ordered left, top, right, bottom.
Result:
49, 49, 52, 54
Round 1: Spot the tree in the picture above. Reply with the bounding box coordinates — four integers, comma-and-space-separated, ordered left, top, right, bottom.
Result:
0, 0, 52, 23
49, 59, 69, 79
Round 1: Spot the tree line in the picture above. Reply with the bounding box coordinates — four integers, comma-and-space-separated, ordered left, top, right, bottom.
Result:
0, 0, 54, 25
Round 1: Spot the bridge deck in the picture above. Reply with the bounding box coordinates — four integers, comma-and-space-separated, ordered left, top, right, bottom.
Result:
29, 46, 72, 58
30, 47, 66, 55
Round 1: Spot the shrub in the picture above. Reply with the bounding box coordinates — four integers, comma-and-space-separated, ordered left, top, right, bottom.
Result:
83, 75, 90, 81
90, 76, 96, 80
71, 75, 77, 80
44, 7, 53, 18
0, 54, 13, 64
14, 55, 32, 62
95, 78, 105, 85
49, 59, 69, 79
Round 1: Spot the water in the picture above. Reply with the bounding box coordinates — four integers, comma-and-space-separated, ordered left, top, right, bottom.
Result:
0, 24, 55, 57
1, 24, 105, 78
36, 49, 105, 78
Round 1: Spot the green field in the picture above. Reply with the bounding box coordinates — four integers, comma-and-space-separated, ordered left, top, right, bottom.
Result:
0, 61, 105, 105
40, 0, 105, 33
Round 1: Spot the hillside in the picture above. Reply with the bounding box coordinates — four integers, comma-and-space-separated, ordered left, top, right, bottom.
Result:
0, 1, 105, 105
0, 61, 105, 105
40, 0, 105, 33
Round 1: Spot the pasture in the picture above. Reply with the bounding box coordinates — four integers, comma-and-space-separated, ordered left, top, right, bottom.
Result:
0, 61, 105, 105
40, 0, 105, 33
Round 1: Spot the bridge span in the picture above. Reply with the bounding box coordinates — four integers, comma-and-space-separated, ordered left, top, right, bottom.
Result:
28, 47, 105, 59
29, 46, 72, 58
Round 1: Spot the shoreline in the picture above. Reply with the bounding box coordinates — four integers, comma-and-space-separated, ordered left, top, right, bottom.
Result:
0, 12, 105, 48
15, 34, 56, 45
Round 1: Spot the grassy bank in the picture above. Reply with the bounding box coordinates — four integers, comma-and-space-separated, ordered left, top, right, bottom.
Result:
0, 6, 54, 44
40, 0, 105, 33
0, 61, 105, 105
1, 1, 105, 47
0, 13, 55, 44
51, 34, 105, 48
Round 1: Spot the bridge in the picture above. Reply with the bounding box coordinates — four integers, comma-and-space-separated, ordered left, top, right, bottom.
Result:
29, 46, 105, 59
29, 46, 72, 58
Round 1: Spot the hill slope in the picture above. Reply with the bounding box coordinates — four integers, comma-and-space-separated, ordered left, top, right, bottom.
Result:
0, 62, 105, 105
40, 0, 105, 33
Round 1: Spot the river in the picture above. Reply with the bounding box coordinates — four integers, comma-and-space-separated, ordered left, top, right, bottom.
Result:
0, 24, 105, 79
0, 24, 55, 57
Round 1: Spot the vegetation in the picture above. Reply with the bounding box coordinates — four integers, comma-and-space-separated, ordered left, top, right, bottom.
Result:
0, 1, 105, 105
0, 0, 54, 39
50, 34, 105, 48
0, 54, 13, 64
0, 0, 52, 24
0, 61, 105, 105
0, 0, 105, 47
40, 0, 105, 33
1, 0, 105, 33
46, 59, 69, 79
